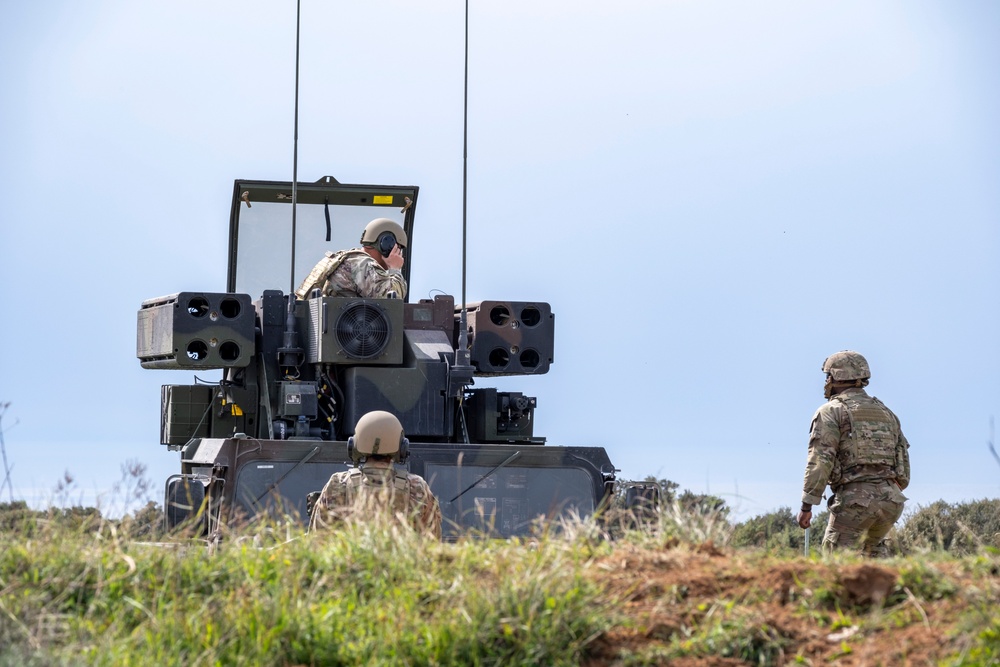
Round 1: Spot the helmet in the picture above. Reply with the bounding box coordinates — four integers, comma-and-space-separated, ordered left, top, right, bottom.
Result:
360, 218, 408, 258
822, 350, 871, 382
348, 410, 409, 462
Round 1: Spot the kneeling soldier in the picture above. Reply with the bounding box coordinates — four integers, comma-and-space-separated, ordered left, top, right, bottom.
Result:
310, 411, 441, 538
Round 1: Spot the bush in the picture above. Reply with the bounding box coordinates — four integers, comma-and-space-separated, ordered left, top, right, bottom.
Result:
606, 478, 732, 546
729, 507, 829, 555
730, 508, 800, 551
897, 499, 1000, 553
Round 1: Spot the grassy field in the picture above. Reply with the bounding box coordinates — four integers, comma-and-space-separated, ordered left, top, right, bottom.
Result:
1, 503, 999, 666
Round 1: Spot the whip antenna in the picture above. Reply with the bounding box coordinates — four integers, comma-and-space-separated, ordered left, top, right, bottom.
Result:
461, 0, 469, 312
289, 0, 302, 294
450, 0, 475, 414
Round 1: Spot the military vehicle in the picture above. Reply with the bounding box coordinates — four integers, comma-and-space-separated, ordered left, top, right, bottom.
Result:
136, 175, 621, 539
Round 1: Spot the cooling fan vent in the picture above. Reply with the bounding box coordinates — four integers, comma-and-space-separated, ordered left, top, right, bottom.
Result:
335, 302, 393, 359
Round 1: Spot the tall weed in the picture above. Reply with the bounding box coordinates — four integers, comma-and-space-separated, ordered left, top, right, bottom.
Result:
0, 512, 612, 666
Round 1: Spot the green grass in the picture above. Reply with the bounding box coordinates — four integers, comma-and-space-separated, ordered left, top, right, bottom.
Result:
0, 513, 612, 666
3, 497, 1000, 666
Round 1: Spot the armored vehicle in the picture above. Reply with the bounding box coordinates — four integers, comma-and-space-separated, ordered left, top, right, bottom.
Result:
137, 176, 618, 538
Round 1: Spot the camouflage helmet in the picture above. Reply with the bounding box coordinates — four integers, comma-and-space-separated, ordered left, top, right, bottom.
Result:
348, 410, 408, 462
360, 218, 407, 256
821, 350, 871, 382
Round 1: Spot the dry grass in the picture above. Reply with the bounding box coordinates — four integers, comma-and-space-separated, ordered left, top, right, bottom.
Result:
1, 486, 999, 666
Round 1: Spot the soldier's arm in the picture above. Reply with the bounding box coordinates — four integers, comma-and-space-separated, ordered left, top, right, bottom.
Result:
801, 406, 840, 506
310, 474, 352, 532
894, 431, 911, 490
358, 260, 408, 300
416, 481, 442, 540
408, 478, 442, 539
426, 496, 442, 540
309, 478, 335, 532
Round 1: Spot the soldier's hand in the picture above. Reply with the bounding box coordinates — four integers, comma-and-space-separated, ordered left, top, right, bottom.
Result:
385, 244, 405, 270
797, 510, 812, 529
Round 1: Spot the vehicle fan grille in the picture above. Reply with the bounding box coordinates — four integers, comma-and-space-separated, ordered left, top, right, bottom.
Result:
335, 302, 392, 359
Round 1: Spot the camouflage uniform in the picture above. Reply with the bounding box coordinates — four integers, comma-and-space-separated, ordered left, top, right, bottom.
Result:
299, 249, 407, 300
310, 458, 441, 538
802, 387, 910, 556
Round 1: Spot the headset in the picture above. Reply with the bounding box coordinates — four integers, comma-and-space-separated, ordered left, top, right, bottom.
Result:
375, 231, 397, 258
347, 431, 410, 463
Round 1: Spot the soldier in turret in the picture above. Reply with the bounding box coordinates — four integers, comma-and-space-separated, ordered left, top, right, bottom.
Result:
796, 351, 910, 556
296, 218, 408, 300
310, 411, 441, 538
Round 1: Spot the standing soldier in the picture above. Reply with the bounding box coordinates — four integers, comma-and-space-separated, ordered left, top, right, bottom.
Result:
797, 351, 910, 557
310, 411, 441, 538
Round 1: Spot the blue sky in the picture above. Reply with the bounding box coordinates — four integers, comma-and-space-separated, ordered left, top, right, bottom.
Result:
1, 1, 998, 519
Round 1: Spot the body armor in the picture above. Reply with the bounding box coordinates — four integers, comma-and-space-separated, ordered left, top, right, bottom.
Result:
310, 462, 441, 537
295, 249, 367, 299
830, 393, 898, 488
338, 466, 414, 514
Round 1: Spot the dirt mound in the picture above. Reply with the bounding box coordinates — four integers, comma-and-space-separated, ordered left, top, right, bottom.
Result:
838, 564, 896, 606
585, 542, 988, 665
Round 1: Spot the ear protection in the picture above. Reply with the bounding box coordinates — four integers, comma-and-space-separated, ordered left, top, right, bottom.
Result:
376, 231, 397, 258
346, 433, 410, 463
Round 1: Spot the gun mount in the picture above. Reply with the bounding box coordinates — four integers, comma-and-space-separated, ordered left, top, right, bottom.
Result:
138, 176, 618, 538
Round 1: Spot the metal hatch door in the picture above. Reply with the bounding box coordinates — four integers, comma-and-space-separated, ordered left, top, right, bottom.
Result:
227, 177, 418, 299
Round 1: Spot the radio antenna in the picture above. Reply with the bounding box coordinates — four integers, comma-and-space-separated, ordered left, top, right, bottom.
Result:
451, 0, 474, 408
289, 0, 302, 294
461, 0, 469, 312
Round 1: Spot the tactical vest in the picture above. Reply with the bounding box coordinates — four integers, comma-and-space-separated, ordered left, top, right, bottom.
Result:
832, 393, 898, 484
294, 249, 369, 300
341, 466, 414, 516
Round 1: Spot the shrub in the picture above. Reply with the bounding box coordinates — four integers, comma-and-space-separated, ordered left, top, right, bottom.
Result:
897, 499, 1000, 554
730, 508, 800, 551
730, 507, 829, 555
